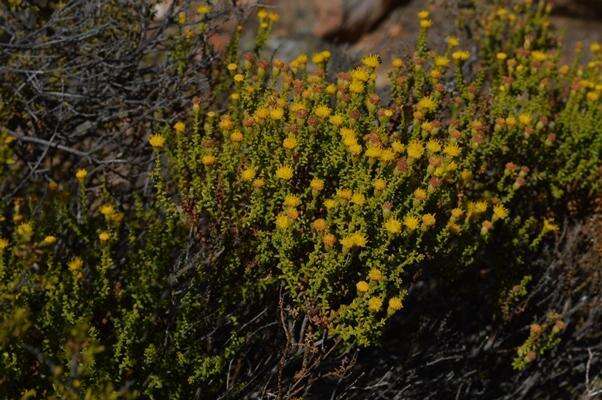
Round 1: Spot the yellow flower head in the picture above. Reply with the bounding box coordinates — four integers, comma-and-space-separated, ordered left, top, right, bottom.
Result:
270, 108, 284, 120
362, 55, 381, 68
230, 130, 243, 142
447, 36, 460, 47
356, 280, 369, 293
435, 56, 450, 68
427, 140, 441, 153
329, 114, 344, 126
283, 136, 297, 150
404, 215, 420, 231
417, 96, 437, 112
496, 52, 508, 61
352, 232, 367, 247
368, 268, 383, 281
324, 199, 337, 210
351, 192, 365, 206
451, 207, 464, 219
531, 51, 547, 62
349, 80, 364, 94
276, 165, 293, 180
414, 188, 427, 201
374, 178, 386, 191
421, 213, 436, 228
312, 218, 327, 231
252, 178, 265, 189
452, 50, 470, 61
384, 217, 402, 234
275, 213, 291, 230
443, 143, 461, 157
368, 297, 383, 312
0, 238, 8, 250
42, 235, 57, 245
388, 297, 403, 311
337, 188, 353, 201
474, 200, 488, 214
75, 168, 88, 182
407, 140, 425, 159
314, 105, 332, 118
202, 154, 216, 166
284, 194, 301, 208
149, 134, 165, 149
98, 231, 110, 242
174, 121, 186, 134
68, 257, 83, 273
310, 178, 324, 192
197, 4, 211, 14
493, 204, 508, 221
365, 145, 383, 159
323, 233, 337, 247
420, 19, 432, 29
241, 167, 256, 182
16, 222, 33, 240
351, 68, 370, 82
518, 113, 532, 126
100, 204, 114, 217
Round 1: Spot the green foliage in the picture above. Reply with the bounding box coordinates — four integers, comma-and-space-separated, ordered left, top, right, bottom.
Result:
0, 1, 600, 398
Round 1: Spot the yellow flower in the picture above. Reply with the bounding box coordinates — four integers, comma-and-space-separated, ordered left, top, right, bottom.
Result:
227, 63, 237, 72
100, 204, 114, 217
451, 207, 464, 219
270, 108, 284, 120
374, 178, 386, 191
447, 36, 460, 47
388, 297, 403, 311
276, 166, 293, 180
98, 231, 110, 242
197, 4, 211, 14
329, 114, 344, 126
68, 257, 83, 273
275, 214, 291, 230
426, 140, 441, 153
174, 121, 186, 134
417, 96, 437, 112
349, 80, 364, 93
407, 140, 424, 159
351, 192, 365, 206
443, 143, 461, 158
283, 136, 298, 149
379, 149, 395, 163
362, 55, 381, 68
493, 204, 508, 221
149, 134, 165, 149
202, 154, 216, 166
286, 208, 299, 219
341, 236, 355, 250
591, 42, 601, 53
586, 91, 599, 102
496, 52, 508, 61
391, 141, 405, 153
420, 19, 432, 29
421, 213, 436, 228
337, 188, 353, 201
312, 218, 327, 231
241, 167, 256, 181
230, 130, 243, 142
0, 238, 9, 250
324, 199, 337, 210
368, 297, 383, 312
42, 235, 57, 245
531, 51, 547, 62
284, 194, 300, 208
16, 223, 33, 240
404, 215, 420, 231
369, 268, 383, 281
310, 178, 324, 192
348, 143, 362, 155
365, 146, 382, 159
177, 12, 186, 25
257, 8, 268, 20
384, 217, 402, 234
351, 233, 367, 247
252, 178, 265, 189
435, 56, 450, 67
356, 280, 369, 293
452, 50, 470, 61
542, 218, 559, 233
351, 68, 370, 82
75, 168, 88, 182
323, 233, 337, 247
392, 58, 403, 68
474, 201, 488, 214
418, 10, 430, 19
414, 188, 427, 201
518, 113, 532, 126
314, 105, 331, 118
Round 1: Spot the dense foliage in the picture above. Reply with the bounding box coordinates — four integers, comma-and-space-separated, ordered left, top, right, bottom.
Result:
0, 1, 600, 399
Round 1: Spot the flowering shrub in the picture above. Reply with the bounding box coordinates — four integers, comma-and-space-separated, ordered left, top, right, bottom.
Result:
155, 5, 600, 348
0, 1, 600, 398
